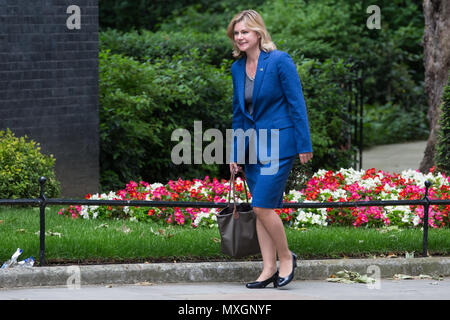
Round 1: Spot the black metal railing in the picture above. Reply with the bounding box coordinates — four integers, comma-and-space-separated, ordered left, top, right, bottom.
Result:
343, 56, 365, 170
0, 177, 448, 266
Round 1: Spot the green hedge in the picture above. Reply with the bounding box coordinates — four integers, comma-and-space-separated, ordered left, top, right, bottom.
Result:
362, 102, 429, 147
99, 0, 266, 32
100, 28, 231, 67
0, 129, 60, 199
99, 49, 233, 191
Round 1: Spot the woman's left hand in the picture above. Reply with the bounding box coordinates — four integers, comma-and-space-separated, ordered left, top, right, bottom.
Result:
299, 152, 313, 164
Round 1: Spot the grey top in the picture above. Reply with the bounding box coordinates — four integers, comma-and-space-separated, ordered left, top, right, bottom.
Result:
244, 72, 254, 116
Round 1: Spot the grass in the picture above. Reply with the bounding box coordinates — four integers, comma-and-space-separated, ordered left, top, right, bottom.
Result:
1, 206, 449, 265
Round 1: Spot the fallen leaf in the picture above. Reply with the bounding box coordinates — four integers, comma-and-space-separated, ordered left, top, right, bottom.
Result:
95, 223, 109, 230
392, 273, 442, 281
327, 270, 376, 284
393, 274, 414, 280
35, 230, 62, 238
117, 224, 131, 233
149, 227, 176, 238
379, 226, 402, 233
135, 281, 154, 286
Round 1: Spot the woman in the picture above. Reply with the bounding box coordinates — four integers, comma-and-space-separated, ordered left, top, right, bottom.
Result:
226, 10, 313, 288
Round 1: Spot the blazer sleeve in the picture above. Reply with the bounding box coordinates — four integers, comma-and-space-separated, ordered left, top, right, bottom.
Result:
230, 65, 245, 163
277, 52, 313, 154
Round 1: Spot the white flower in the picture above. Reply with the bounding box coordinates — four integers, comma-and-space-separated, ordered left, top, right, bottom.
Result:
288, 190, 303, 202
413, 215, 421, 226
107, 191, 116, 200
401, 213, 410, 223
319, 208, 328, 216
80, 206, 90, 219
296, 210, 307, 222
311, 214, 321, 225
149, 183, 164, 190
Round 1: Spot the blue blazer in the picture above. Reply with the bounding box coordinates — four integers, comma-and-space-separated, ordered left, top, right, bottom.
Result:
230, 49, 313, 163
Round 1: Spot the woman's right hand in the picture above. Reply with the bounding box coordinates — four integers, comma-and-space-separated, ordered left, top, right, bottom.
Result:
229, 162, 241, 175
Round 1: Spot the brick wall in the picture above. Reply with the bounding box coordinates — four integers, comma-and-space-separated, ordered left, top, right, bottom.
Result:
0, 0, 99, 197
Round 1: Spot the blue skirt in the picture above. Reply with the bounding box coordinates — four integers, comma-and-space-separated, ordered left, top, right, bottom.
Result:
243, 155, 296, 209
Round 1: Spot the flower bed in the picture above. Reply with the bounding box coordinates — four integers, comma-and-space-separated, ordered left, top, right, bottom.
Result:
58, 167, 449, 229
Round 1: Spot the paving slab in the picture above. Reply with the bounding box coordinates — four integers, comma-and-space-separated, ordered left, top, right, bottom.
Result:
362, 140, 427, 173
1, 278, 449, 300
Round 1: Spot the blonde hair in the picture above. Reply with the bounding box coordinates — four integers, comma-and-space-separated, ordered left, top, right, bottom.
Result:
226, 10, 276, 59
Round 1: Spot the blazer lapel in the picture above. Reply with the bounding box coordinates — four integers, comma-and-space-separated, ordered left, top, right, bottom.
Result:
236, 50, 270, 121
251, 50, 270, 118
236, 59, 249, 121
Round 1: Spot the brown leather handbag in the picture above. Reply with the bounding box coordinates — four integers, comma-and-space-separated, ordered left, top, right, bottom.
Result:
217, 171, 260, 258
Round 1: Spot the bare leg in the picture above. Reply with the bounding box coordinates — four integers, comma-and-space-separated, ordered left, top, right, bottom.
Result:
255, 218, 277, 281
253, 207, 293, 278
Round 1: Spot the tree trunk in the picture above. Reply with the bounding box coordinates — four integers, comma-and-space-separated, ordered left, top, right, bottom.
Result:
419, 0, 450, 173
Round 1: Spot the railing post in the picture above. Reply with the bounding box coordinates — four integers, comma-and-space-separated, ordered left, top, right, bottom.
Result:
422, 181, 432, 257
358, 63, 364, 171
39, 176, 47, 266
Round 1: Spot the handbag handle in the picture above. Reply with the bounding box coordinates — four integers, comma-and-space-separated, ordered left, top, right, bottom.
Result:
226, 170, 250, 219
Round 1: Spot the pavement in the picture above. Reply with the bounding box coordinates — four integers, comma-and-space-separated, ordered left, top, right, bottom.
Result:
1, 278, 449, 300
0, 256, 449, 300
362, 140, 427, 173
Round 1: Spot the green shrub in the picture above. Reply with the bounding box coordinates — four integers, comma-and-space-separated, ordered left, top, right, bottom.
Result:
99, 49, 233, 191
99, 0, 266, 32
286, 57, 356, 191
99, 0, 196, 32
362, 102, 429, 147
0, 129, 60, 199
100, 28, 231, 67
261, 0, 426, 109
435, 75, 450, 175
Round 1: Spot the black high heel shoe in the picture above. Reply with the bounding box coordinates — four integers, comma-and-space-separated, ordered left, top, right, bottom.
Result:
277, 252, 297, 288
246, 271, 279, 289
